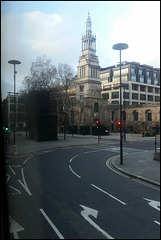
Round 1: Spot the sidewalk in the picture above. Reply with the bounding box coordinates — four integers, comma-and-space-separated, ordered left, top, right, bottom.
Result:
111, 151, 160, 187
5, 133, 160, 187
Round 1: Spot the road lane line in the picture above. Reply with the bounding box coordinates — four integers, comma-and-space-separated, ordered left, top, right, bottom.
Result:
69, 155, 79, 163
39, 209, 64, 239
23, 155, 33, 165
69, 165, 81, 178
91, 184, 126, 205
8, 165, 16, 175
154, 220, 160, 225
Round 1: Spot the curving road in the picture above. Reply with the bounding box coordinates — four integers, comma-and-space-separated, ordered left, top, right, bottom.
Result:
6, 145, 160, 239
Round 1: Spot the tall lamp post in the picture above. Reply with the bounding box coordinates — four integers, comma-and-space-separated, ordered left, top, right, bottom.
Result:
112, 43, 128, 165
8, 60, 21, 154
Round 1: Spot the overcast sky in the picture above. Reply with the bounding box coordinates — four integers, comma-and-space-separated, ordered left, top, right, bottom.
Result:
1, 1, 160, 99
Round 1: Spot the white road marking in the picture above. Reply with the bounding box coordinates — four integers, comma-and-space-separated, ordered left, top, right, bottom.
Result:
154, 220, 160, 225
9, 215, 25, 239
69, 165, 81, 178
80, 205, 114, 239
23, 155, 33, 165
12, 165, 22, 168
6, 174, 10, 183
8, 185, 21, 195
69, 154, 78, 163
143, 198, 160, 211
91, 184, 126, 205
40, 208, 64, 239
18, 168, 32, 196
8, 165, 16, 175
83, 149, 106, 154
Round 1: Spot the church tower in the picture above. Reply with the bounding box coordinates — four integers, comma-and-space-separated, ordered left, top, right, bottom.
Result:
76, 12, 101, 101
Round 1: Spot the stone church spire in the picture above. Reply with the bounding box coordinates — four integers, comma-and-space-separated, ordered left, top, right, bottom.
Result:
75, 12, 101, 101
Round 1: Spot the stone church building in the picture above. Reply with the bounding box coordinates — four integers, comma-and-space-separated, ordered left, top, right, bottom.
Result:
65, 13, 160, 135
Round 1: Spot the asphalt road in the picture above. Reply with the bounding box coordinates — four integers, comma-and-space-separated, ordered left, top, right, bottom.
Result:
6, 144, 160, 239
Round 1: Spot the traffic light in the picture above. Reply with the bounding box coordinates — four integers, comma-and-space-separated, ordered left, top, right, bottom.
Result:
96, 120, 99, 128
117, 121, 122, 131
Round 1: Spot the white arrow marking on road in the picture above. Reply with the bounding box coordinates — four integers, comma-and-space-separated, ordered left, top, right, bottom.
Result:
9, 215, 25, 239
8, 185, 21, 195
18, 168, 32, 196
80, 205, 114, 239
143, 198, 160, 211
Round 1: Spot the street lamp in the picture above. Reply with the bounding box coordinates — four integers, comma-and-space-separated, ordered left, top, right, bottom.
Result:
8, 60, 21, 154
112, 43, 128, 165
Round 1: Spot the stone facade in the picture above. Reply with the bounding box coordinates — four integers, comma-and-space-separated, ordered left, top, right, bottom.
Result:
65, 13, 160, 135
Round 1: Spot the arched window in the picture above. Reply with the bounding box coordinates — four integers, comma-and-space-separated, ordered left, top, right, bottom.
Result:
133, 110, 138, 121
146, 110, 152, 121
94, 102, 99, 113
94, 102, 99, 117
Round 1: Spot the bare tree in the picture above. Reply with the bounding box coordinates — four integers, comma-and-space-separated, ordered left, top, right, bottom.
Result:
57, 63, 74, 87
22, 55, 57, 91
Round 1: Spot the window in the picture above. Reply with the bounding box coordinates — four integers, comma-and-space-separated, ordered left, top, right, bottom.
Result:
155, 88, 160, 94
131, 68, 135, 74
147, 77, 151, 84
131, 75, 136, 82
113, 68, 128, 76
155, 96, 160, 102
132, 93, 138, 99
124, 101, 129, 106
113, 84, 120, 89
132, 84, 138, 91
100, 72, 109, 79
146, 110, 152, 121
140, 85, 146, 92
154, 79, 158, 85
112, 100, 119, 104
153, 73, 157, 78
123, 92, 129, 99
121, 76, 128, 81
121, 68, 129, 74
148, 87, 153, 93
140, 94, 146, 100
140, 76, 144, 83
133, 110, 138, 121
148, 95, 153, 101
146, 71, 150, 77
94, 102, 99, 113
102, 93, 109, 100
112, 92, 119, 99
113, 77, 120, 82
139, 69, 143, 75
132, 102, 138, 105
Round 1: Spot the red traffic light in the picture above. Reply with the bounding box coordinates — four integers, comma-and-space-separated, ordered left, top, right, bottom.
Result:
96, 120, 99, 124
117, 121, 121, 125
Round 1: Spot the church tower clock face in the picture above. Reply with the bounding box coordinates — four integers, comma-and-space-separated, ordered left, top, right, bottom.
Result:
75, 12, 101, 101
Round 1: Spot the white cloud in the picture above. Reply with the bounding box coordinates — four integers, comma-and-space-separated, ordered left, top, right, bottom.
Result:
109, 1, 160, 67
1, 10, 79, 99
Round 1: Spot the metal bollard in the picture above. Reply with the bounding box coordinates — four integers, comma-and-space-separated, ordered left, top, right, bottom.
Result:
154, 137, 157, 152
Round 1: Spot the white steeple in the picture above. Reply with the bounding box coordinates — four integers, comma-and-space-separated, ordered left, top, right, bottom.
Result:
76, 12, 101, 101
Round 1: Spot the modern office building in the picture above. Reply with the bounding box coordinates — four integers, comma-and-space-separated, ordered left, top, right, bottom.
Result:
100, 61, 160, 105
